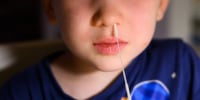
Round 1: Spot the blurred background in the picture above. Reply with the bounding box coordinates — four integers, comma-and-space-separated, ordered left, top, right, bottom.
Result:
0, 0, 200, 54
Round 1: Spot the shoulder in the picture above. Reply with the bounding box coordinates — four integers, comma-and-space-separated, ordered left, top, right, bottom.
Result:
148, 39, 187, 53
0, 59, 48, 100
143, 38, 200, 72
0, 51, 64, 100
147, 39, 199, 60
148, 39, 200, 99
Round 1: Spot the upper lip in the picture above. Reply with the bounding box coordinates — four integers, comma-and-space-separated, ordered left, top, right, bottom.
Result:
93, 38, 128, 45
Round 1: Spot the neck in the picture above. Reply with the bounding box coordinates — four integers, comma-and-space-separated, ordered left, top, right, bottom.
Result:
51, 53, 123, 99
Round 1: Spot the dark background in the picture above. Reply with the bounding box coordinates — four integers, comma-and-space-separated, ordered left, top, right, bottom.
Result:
0, 0, 42, 43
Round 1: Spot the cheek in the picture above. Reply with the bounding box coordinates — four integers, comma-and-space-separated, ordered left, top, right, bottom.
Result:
126, 13, 156, 42
58, 10, 94, 48
124, 6, 157, 52
55, 3, 93, 36
126, 5, 158, 37
129, 16, 155, 50
59, 12, 90, 34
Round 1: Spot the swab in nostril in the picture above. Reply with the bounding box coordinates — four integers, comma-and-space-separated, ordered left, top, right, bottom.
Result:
113, 24, 132, 100
113, 24, 119, 38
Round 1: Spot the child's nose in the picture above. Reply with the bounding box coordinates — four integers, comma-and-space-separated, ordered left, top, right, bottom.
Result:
91, 3, 123, 27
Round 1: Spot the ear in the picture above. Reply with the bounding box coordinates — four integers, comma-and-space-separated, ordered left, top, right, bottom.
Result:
43, 0, 57, 24
156, 0, 169, 21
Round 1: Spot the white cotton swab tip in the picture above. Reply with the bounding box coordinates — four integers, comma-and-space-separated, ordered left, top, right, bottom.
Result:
113, 24, 119, 38
113, 24, 132, 100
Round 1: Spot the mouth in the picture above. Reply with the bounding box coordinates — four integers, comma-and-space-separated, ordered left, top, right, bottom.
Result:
93, 38, 128, 55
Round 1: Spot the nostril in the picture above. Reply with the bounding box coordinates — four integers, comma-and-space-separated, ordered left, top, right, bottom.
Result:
90, 10, 103, 26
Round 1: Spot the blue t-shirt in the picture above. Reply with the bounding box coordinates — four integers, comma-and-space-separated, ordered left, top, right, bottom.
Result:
0, 39, 200, 100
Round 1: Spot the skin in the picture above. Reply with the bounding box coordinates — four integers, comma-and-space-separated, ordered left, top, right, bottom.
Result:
45, 0, 168, 99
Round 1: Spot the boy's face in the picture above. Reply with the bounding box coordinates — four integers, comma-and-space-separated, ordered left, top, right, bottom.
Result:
48, 0, 168, 71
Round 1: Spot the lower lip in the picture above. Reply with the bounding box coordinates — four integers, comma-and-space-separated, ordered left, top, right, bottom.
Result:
94, 43, 127, 55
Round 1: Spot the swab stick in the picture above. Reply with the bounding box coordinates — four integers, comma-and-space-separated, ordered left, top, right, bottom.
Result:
113, 24, 132, 100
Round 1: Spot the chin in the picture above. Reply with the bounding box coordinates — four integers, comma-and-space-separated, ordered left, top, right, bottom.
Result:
90, 53, 135, 72
94, 61, 127, 72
